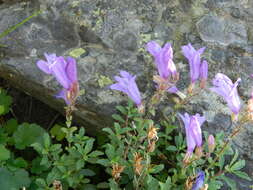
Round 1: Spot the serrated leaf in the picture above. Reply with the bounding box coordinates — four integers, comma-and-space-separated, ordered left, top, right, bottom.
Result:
233, 171, 252, 181
220, 175, 236, 190
230, 160, 245, 171
230, 149, 239, 166
13, 123, 46, 150
50, 124, 65, 141
84, 139, 95, 154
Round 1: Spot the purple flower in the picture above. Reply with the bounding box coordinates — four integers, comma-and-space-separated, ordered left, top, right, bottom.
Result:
179, 113, 205, 157
110, 71, 142, 107
146, 41, 177, 80
210, 73, 241, 116
192, 171, 205, 190
182, 44, 207, 84
37, 53, 78, 104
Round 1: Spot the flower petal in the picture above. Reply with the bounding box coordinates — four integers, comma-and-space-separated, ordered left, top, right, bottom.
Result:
36, 60, 51, 74
66, 57, 77, 83
146, 41, 161, 56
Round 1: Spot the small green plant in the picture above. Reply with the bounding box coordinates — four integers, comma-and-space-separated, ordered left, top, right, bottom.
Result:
0, 11, 41, 47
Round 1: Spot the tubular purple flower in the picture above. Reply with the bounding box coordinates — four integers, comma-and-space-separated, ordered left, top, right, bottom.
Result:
36, 53, 78, 105
181, 43, 206, 84
210, 73, 241, 116
192, 171, 205, 190
110, 71, 142, 107
146, 41, 177, 80
179, 113, 205, 157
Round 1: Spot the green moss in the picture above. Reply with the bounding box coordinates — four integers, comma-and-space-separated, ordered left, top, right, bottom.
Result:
97, 75, 113, 88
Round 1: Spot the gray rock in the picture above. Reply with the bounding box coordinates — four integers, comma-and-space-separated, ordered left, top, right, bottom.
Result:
197, 15, 247, 46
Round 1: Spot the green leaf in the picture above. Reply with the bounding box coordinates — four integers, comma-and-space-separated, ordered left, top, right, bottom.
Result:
81, 169, 96, 176
0, 167, 31, 189
13, 123, 46, 150
8, 157, 28, 169
159, 176, 172, 190
0, 89, 12, 115
3, 119, 18, 135
31, 157, 49, 174
230, 149, 239, 166
97, 182, 109, 189
84, 139, 95, 154
230, 160, 245, 171
0, 145, 10, 161
175, 133, 183, 148
219, 155, 225, 169
232, 171, 252, 181
97, 159, 110, 167
220, 175, 236, 190
43, 133, 51, 149
50, 124, 66, 141
112, 114, 125, 123
116, 106, 127, 115
166, 145, 177, 152
149, 164, 164, 174
208, 180, 223, 190
76, 160, 84, 170
89, 150, 104, 157
146, 175, 159, 190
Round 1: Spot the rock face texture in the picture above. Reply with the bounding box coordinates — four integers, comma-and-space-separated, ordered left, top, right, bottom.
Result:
0, 0, 253, 188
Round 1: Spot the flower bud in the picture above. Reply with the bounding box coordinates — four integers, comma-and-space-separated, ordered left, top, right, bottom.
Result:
147, 140, 156, 153
137, 103, 145, 114
195, 146, 203, 159
133, 153, 143, 176
208, 135, 215, 153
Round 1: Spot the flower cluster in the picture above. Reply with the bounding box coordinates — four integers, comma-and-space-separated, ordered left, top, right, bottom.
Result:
37, 53, 79, 105
179, 113, 205, 162
182, 44, 208, 89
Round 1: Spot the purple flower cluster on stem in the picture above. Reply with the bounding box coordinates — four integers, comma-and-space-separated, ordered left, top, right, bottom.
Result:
146, 41, 179, 93
37, 53, 79, 105
210, 73, 241, 119
179, 113, 205, 161
181, 43, 208, 89
110, 71, 142, 109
